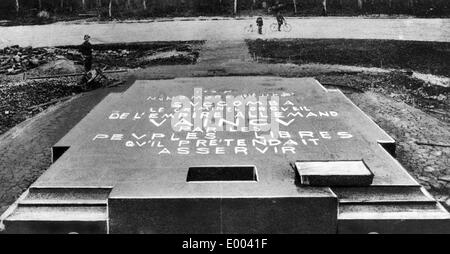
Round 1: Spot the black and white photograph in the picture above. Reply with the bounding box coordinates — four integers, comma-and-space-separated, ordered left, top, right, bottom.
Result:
0, 0, 449, 238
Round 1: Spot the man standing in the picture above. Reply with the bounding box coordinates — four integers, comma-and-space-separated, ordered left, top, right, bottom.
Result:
80, 35, 93, 72
256, 16, 264, 35
276, 12, 285, 31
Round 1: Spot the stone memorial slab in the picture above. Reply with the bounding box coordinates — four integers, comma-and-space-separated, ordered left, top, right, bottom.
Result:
1, 77, 449, 234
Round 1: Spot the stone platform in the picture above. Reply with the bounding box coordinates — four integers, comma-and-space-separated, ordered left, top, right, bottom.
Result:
1, 77, 449, 234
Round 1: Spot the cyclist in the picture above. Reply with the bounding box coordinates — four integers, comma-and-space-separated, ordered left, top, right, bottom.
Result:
256, 16, 264, 34
276, 12, 286, 31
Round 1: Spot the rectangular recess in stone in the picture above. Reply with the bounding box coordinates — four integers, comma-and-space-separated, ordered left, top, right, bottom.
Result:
187, 166, 257, 182
296, 160, 374, 187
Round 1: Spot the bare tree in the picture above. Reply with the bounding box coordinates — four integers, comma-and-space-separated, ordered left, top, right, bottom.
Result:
293, 0, 297, 13
82, 0, 86, 10
15, 0, 20, 13
38, 0, 42, 10
358, 0, 363, 10
109, 0, 112, 17
143, 0, 147, 10
234, 0, 237, 15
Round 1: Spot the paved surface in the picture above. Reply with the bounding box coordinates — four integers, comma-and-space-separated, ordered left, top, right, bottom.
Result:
1, 17, 450, 48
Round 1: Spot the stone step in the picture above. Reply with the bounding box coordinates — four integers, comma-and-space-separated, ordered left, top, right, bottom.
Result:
6, 204, 107, 221
295, 161, 374, 187
338, 201, 450, 233
1, 187, 110, 234
332, 186, 435, 204
3, 204, 107, 234
339, 202, 450, 219
24, 187, 111, 205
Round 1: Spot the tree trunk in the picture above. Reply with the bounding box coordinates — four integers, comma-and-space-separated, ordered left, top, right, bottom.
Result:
358, 0, 363, 10
293, 0, 297, 13
109, 0, 112, 17
82, 0, 86, 10
127, 0, 131, 10
15, 0, 19, 13
143, 0, 147, 10
322, 0, 327, 15
61, 0, 64, 8
234, 0, 237, 15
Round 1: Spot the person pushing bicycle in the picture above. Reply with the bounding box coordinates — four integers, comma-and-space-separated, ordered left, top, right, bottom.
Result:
276, 12, 286, 31
256, 16, 264, 34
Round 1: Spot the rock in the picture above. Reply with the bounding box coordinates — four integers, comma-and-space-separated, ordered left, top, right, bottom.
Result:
439, 176, 450, 182
45, 48, 56, 54
430, 181, 442, 189
437, 94, 447, 101
37, 10, 50, 19
435, 195, 448, 202
432, 150, 443, 157
418, 176, 431, 182
30, 58, 40, 66
424, 166, 437, 173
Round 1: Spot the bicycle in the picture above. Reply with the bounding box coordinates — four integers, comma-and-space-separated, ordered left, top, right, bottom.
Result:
244, 24, 267, 35
79, 67, 109, 90
270, 22, 292, 32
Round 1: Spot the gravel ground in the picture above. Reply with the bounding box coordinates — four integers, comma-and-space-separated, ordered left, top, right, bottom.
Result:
0, 77, 81, 136
347, 91, 450, 209
0, 41, 203, 137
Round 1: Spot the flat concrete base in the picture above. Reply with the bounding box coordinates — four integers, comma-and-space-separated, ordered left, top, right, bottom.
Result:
2, 77, 449, 234
109, 196, 337, 234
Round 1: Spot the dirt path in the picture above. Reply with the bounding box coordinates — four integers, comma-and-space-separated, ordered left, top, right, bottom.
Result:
2, 18, 450, 48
